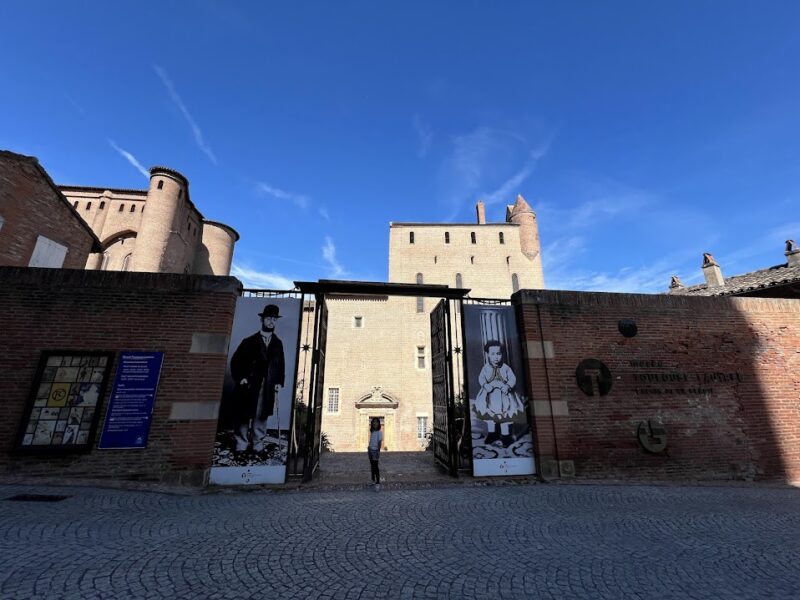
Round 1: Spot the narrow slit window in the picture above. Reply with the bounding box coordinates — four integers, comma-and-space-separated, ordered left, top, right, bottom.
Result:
456, 273, 463, 288
119, 204, 125, 212
499, 232, 505, 244
99, 201, 105, 210
471, 231, 476, 244
416, 272, 424, 313
512, 273, 520, 293
409, 231, 414, 244
130, 205, 136, 212
354, 316, 363, 328
86, 202, 91, 210
157, 180, 164, 190
416, 346, 426, 369
444, 232, 450, 244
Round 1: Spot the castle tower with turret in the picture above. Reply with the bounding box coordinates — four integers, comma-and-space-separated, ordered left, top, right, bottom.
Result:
322, 195, 545, 454
59, 166, 238, 275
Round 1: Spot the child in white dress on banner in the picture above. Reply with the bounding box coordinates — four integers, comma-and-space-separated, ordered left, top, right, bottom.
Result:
474, 340, 525, 448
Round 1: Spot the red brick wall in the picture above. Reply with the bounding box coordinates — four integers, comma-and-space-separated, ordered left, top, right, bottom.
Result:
0, 267, 240, 485
0, 152, 96, 268
515, 290, 800, 483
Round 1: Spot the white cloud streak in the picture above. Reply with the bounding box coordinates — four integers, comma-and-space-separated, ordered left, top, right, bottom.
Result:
318, 207, 330, 220
439, 126, 548, 218
412, 114, 433, 158
231, 264, 295, 290
153, 65, 217, 165
256, 181, 310, 209
108, 140, 149, 179
322, 236, 347, 278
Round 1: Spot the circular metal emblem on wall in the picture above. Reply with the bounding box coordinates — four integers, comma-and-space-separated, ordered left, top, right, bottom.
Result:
575, 359, 613, 396
618, 319, 638, 338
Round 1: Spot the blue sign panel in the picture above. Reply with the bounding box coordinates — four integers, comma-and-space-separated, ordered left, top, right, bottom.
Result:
98, 352, 164, 449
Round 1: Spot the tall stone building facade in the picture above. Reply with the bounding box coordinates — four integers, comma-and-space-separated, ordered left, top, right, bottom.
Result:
60, 166, 239, 276
320, 196, 544, 452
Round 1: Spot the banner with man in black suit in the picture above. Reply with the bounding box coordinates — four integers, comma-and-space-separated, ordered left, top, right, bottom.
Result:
211, 297, 301, 485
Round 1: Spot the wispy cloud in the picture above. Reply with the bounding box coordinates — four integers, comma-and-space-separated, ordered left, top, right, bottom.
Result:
438, 126, 548, 219
322, 236, 347, 278
483, 140, 551, 206
153, 65, 217, 165
412, 114, 433, 158
231, 264, 295, 290
318, 207, 330, 220
108, 140, 149, 179
256, 181, 309, 209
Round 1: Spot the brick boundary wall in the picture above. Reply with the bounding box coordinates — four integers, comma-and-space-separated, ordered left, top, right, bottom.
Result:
0, 267, 241, 486
513, 290, 800, 483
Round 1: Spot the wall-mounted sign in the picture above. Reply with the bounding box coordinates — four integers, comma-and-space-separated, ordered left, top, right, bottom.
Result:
16, 351, 114, 453
98, 352, 164, 449
575, 359, 613, 396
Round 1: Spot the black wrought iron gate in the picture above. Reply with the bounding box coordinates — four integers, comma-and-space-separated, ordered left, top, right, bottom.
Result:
430, 299, 458, 477
287, 294, 329, 482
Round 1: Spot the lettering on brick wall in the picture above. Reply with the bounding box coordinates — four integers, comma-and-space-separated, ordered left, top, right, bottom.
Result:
628, 361, 743, 396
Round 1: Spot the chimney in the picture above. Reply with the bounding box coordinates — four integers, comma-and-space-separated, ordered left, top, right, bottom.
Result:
701, 253, 724, 287
785, 240, 800, 266
476, 201, 486, 225
669, 275, 684, 290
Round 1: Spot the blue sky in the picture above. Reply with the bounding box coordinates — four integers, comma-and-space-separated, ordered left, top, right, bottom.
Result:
2, 1, 799, 292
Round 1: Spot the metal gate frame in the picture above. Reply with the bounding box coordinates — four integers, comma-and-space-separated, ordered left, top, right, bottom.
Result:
291, 280, 470, 483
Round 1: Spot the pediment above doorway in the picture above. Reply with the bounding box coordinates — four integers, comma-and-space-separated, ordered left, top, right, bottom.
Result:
354, 386, 399, 409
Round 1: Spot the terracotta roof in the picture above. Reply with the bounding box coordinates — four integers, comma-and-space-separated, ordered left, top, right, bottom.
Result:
667, 262, 800, 296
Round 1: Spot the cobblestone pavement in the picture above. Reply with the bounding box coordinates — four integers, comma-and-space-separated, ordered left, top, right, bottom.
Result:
1, 482, 799, 599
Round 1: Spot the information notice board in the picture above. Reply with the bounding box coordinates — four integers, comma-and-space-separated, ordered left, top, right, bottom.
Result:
98, 352, 164, 449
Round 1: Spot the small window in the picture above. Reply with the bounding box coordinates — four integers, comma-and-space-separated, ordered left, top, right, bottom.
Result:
444, 231, 450, 244
471, 231, 476, 244
417, 416, 428, 439
512, 273, 520, 293
434, 256, 437, 264
73, 201, 79, 209
353, 316, 363, 328
456, 273, 463, 288
86, 202, 91, 210
499, 232, 505, 244
416, 346, 426, 369
99, 201, 105, 210
157, 180, 164, 190
409, 232, 414, 244
130, 205, 136, 213
470, 256, 474, 264
327, 388, 340, 413
119, 204, 125, 212
506, 256, 510, 265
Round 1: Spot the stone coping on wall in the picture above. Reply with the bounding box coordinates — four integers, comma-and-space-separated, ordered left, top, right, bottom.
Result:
512, 288, 800, 312
0, 266, 242, 294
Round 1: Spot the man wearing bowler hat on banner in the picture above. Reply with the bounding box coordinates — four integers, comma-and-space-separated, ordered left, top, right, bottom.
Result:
230, 303, 285, 458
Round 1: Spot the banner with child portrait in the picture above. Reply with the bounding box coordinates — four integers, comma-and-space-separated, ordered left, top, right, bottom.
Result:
462, 305, 535, 476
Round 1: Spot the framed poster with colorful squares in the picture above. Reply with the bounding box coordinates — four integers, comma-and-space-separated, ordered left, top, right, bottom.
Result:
15, 351, 114, 453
